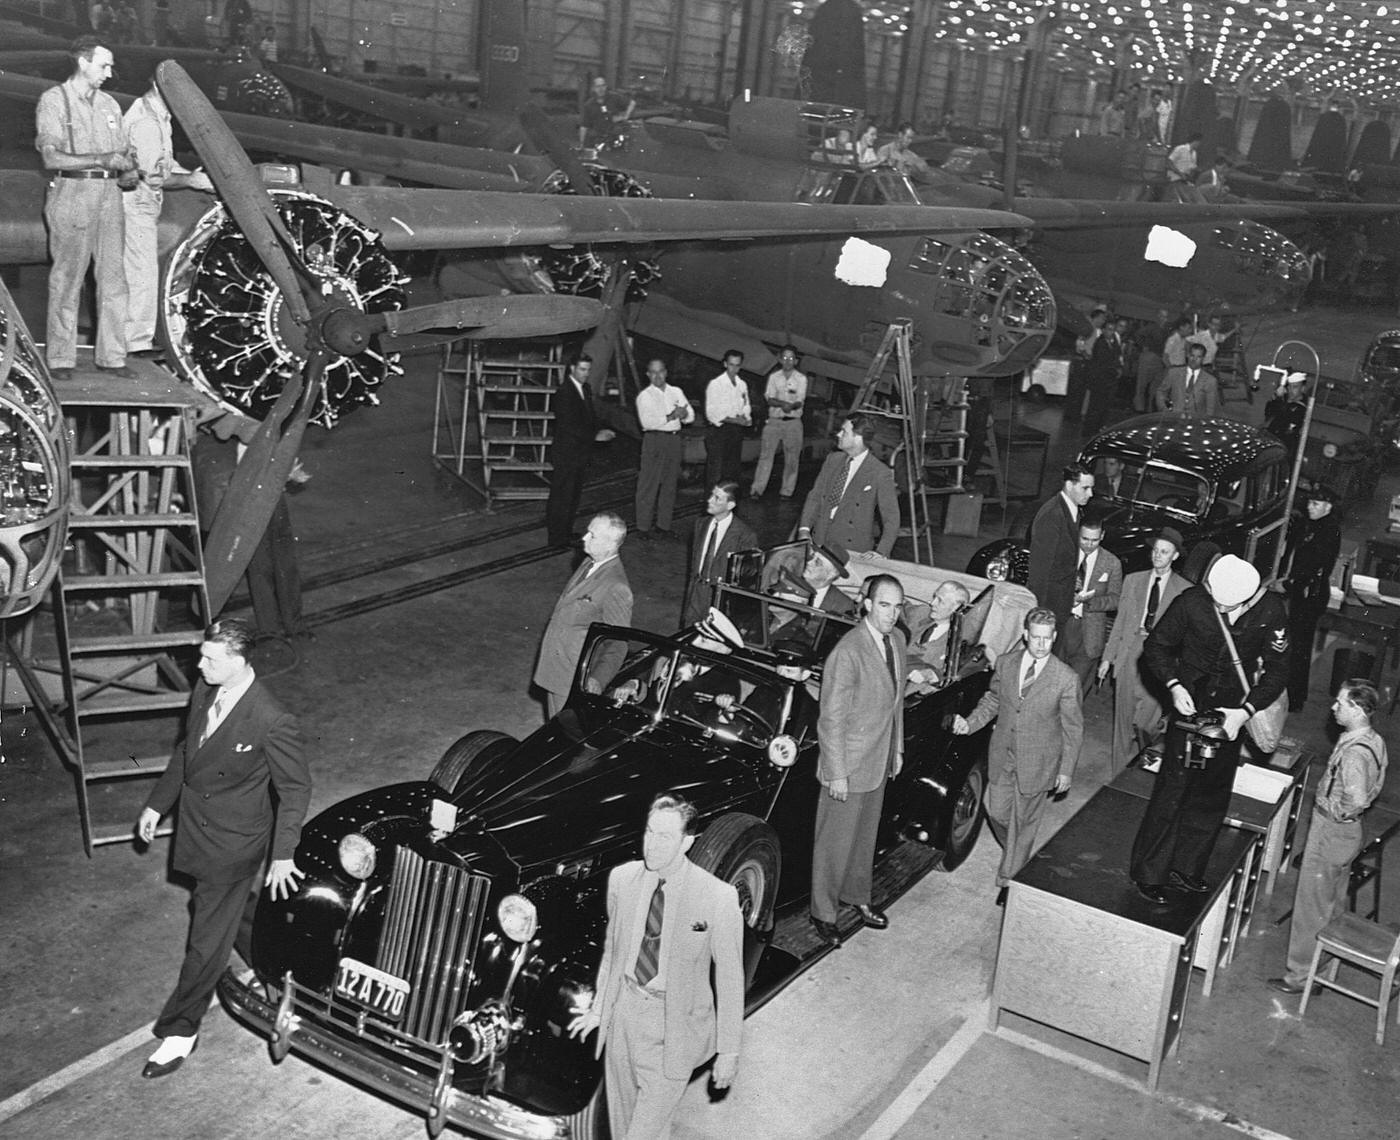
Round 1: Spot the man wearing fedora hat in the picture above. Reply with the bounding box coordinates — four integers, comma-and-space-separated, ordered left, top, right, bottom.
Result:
1129, 554, 1290, 904
1282, 485, 1342, 710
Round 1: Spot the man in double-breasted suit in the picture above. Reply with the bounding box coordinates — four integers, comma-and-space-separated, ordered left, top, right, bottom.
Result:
797, 414, 899, 558
534, 512, 633, 718
1154, 342, 1219, 417
1057, 517, 1123, 693
681, 480, 758, 627
546, 356, 614, 547
955, 608, 1082, 889
810, 575, 906, 944
136, 618, 310, 1078
1098, 527, 1190, 769
1027, 464, 1095, 628
570, 793, 743, 1140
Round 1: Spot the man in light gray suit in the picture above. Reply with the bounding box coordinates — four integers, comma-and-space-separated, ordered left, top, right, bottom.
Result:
569, 793, 744, 1139
533, 512, 633, 718
1057, 517, 1123, 694
810, 574, 906, 945
954, 607, 1082, 891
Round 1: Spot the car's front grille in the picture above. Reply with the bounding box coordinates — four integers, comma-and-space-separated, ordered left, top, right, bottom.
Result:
377, 846, 490, 1044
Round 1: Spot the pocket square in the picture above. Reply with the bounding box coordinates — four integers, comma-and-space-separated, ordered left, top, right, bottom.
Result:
861, 484, 872, 492
235, 743, 253, 752
691, 920, 708, 932
1096, 572, 1109, 582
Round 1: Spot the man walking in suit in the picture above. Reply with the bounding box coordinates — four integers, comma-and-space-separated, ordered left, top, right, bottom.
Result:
1098, 527, 1189, 769
546, 356, 615, 547
810, 574, 906, 945
1155, 342, 1219, 417
1057, 517, 1122, 693
704, 349, 751, 488
681, 481, 758, 627
135, 618, 310, 1078
750, 345, 806, 499
1027, 463, 1094, 628
954, 608, 1082, 890
534, 513, 634, 718
797, 414, 900, 558
633, 358, 694, 539
570, 793, 743, 1139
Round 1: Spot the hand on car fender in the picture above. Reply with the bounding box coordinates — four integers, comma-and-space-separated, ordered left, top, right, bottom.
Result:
568, 1009, 601, 1041
951, 714, 970, 735
266, 859, 305, 901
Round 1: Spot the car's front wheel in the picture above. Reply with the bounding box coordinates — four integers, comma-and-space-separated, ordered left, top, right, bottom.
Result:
936, 760, 987, 872
429, 730, 517, 795
689, 813, 781, 934
563, 1080, 610, 1140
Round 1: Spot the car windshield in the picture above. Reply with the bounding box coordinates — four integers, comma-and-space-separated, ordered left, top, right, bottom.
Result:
1091, 455, 1209, 519
661, 653, 790, 747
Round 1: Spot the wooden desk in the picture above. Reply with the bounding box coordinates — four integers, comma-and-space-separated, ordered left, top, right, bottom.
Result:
991, 787, 1258, 1089
1315, 601, 1400, 678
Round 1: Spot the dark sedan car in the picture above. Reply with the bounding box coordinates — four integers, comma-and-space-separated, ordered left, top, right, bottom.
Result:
970, 414, 1292, 581
217, 555, 1032, 1138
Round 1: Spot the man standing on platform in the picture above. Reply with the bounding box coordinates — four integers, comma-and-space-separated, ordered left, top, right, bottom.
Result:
545, 356, 614, 548
953, 608, 1081, 894
1268, 680, 1388, 995
35, 36, 137, 380
1282, 485, 1342, 710
797, 414, 899, 559
704, 349, 751, 488
810, 575, 905, 945
1057, 518, 1122, 694
681, 480, 757, 627
1098, 528, 1190, 768
569, 793, 743, 1137
1027, 463, 1094, 630
750, 345, 806, 500
1129, 555, 1290, 904
633, 358, 693, 540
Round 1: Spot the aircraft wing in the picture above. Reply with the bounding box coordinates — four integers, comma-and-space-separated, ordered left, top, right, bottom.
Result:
270, 62, 485, 133
1014, 198, 1400, 229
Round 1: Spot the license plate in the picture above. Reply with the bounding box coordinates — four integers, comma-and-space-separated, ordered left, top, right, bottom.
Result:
335, 957, 409, 1021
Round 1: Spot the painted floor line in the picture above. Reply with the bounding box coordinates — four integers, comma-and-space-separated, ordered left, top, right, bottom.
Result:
0, 1021, 154, 1125
858, 1002, 989, 1140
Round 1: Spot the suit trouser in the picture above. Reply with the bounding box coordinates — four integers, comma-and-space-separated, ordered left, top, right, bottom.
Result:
810, 782, 884, 922
605, 981, 690, 1140
1129, 723, 1238, 885
546, 447, 589, 546
1286, 600, 1325, 709
122, 186, 162, 351
1110, 652, 1165, 773
634, 432, 682, 532
985, 763, 1049, 886
751, 417, 803, 497
705, 424, 743, 488
44, 178, 129, 369
155, 870, 260, 1038
1284, 812, 1363, 985
1057, 616, 1099, 694
544, 689, 567, 720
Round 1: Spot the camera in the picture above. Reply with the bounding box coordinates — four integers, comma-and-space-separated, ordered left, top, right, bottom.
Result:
1172, 710, 1228, 770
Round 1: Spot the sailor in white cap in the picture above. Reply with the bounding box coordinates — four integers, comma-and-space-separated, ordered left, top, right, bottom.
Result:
1128, 554, 1290, 904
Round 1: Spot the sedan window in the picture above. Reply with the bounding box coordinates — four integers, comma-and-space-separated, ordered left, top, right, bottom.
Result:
1114, 463, 1210, 519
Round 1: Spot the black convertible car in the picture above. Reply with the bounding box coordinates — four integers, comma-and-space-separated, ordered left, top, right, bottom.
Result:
217, 551, 1034, 1138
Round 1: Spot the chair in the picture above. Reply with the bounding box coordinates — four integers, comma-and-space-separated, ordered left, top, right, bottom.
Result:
1299, 912, 1400, 1044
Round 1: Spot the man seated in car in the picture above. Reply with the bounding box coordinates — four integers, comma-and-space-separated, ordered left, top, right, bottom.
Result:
905, 580, 972, 692
767, 542, 858, 641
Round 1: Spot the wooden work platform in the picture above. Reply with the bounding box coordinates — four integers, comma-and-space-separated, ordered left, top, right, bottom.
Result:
51, 358, 225, 417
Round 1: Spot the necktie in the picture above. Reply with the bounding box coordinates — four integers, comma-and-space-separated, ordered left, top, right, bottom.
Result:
698, 521, 718, 579
1020, 660, 1037, 697
884, 634, 899, 691
1145, 576, 1162, 632
1186, 371, 1197, 398
634, 880, 665, 986
200, 690, 227, 747
567, 557, 593, 592
1075, 555, 1086, 593
884, 635, 900, 772
828, 455, 852, 511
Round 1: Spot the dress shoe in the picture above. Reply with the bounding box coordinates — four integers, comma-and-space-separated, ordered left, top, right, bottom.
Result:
810, 917, 841, 947
1169, 870, 1210, 893
1135, 882, 1172, 905
142, 1034, 197, 1079
852, 904, 889, 930
95, 363, 139, 379
1266, 977, 1306, 996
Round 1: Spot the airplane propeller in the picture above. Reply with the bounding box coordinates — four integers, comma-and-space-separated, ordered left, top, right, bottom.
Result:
155, 63, 607, 612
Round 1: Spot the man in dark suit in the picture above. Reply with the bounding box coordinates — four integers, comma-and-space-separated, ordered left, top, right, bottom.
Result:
570, 793, 743, 1138
1283, 485, 1342, 710
904, 580, 971, 689
810, 574, 906, 945
681, 481, 758, 627
545, 356, 615, 548
135, 618, 310, 1078
1057, 517, 1123, 693
797, 414, 899, 558
1081, 308, 1121, 435
534, 512, 634, 718
1027, 463, 1095, 628
1154, 342, 1219, 417
767, 542, 858, 649
954, 608, 1082, 890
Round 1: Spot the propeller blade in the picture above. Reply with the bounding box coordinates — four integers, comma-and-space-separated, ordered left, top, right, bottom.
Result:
156, 61, 312, 327
372, 295, 604, 344
202, 353, 326, 613
520, 103, 599, 196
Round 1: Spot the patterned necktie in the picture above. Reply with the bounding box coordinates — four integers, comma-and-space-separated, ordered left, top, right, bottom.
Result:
1145, 576, 1162, 632
699, 521, 718, 578
1020, 659, 1038, 697
828, 455, 852, 511
1075, 555, 1086, 593
200, 690, 227, 747
634, 880, 665, 986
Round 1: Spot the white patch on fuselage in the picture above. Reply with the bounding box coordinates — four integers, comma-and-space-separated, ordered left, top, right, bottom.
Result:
834, 237, 891, 287
1144, 225, 1196, 268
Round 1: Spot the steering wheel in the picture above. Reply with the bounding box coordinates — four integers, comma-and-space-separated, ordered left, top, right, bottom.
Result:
724, 703, 775, 740
1156, 493, 1197, 511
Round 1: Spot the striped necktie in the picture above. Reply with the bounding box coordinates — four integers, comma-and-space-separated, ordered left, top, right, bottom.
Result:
634, 880, 665, 986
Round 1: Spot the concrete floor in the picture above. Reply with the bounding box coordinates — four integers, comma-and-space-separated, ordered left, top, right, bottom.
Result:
2, 292, 1398, 1139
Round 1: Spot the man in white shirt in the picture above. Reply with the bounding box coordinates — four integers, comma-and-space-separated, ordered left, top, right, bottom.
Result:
874, 122, 931, 179
750, 345, 807, 500
1057, 518, 1123, 694
1187, 314, 1232, 367
633, 358, 694, 539
1167, 133, 1199, 183
704, 349, 751, 488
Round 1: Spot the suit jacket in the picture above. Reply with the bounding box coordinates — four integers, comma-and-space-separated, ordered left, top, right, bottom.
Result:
904, 605, 952, 675
1072, 547, 1123, 657
533, 556, 634, 696
1101, 569, 1189, 678
1027, 492, 1079, 626
963, 649, 1082, 792
681, 513, 759, 626
593, 857, 744, 1080
145, 678, 310, 884
1155, 366, 1219, 416
551, 376, 599, 466
798, 450, 900, 557
817, 621, 906, 793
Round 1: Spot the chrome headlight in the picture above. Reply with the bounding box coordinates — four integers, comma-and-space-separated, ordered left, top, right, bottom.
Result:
1322, 442, 1338, 459
498, 894, 539, 942
337, 833, 377, 880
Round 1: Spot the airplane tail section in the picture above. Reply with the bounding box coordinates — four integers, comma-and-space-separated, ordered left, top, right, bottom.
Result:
479, 0, 530, 115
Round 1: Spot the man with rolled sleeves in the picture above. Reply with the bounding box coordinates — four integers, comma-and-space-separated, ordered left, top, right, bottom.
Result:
35, 36, 137, 379
633, 358, 694, 539
135, 618, 310, 1078
750, 345, 806, 499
